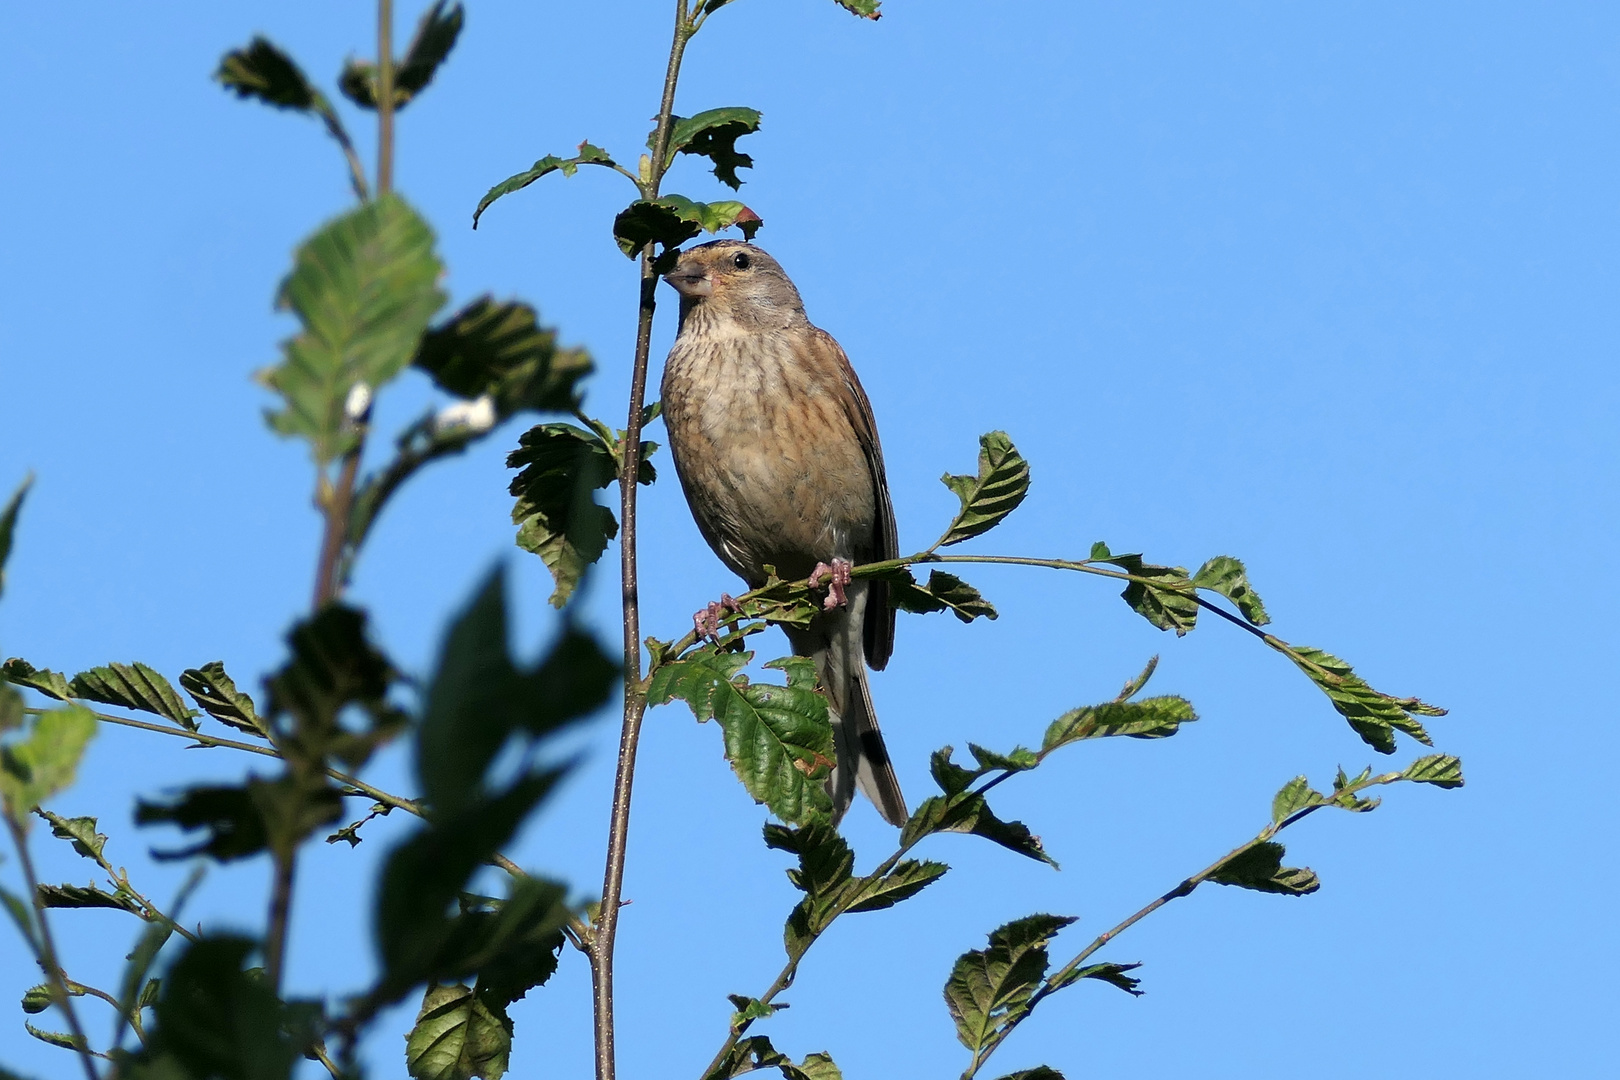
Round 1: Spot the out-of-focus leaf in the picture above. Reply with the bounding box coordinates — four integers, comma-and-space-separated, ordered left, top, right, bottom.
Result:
660, 107, 762, 189
136, 779, 341, 863
508, 423, 621, 608
340, 1, 464, 111
1403, 754, 1464, 789
473, 143, 617, 229
68, 663, 196, 730
25, 1023, 83, 1051
0, 476, 29, 601
1041, 696, 1196, 752
35, 883, 141, 914
261, 195, 446, 467
215, 37, 321, 111
179, 662, 268, 739
0, 705, 96, 824
464, 879, 571, 1013
20, 983, 58, 1015
1047, 961, 1143, 997
944, 914, 1075, 1053
1270, 776, 1322, 823
0, 685, 20, 735
611, 195, 762, 259
1191, 555, 1270, 626
265, 603, 406, 769
406, 983, 510, 1080
881, 567, 997, 622
415, 296, 593, 418
1284, 644, 1444, 754
35, 808, 108, 863
1209, 841, 1319, 896
937, 432, 1029, 547
0, 660, 71, 701
649, 650, 833, 824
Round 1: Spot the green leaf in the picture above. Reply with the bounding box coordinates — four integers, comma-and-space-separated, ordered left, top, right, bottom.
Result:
415, 296, 593, 418
179, 662, 268, 739
1, 883, 36, 944
1328, 766, 1382, 812
25, 1023, 83, 1051
611, 195, 763, 259
1114, 655, 1159, 701
1089, 548, 1199, 634
649, 650, 834, 824
473, 142, 617, 229
992, 1069, 1066, 1080
968, 744, 1038, 774
508, 423, 621, 607
0, 475, 30, 601
1052, 961, 1143, 997
945, 914, 1075, 1053
340, 1, 464, 111
1285, 645, 1444, 754
882, 568, 998, 622
937, 432, 1030, 546
35, 883, 141, 914
34, 808, 108, 863
1191, 555, 1270, 626
118, 869, 198, 1039
1209, 841, 1319, 896
261, 194, 446, 467
1040, 696, 1196, 752
0, 705, 97, 824
69, 662, 196, 730
136, 780, 340, 863
406, 983, 511, 1080
793, 1054, 843, 1080
20, 983, 56, 1015
902, 791, 1055, 867
844, 859, 949, 913
0, 659, 71, 701
215, 37, 322, 112
727, 994, 779, 1035
661, 107, 762, 189
833, 0, 882, 19
1270, 776, 1322, 823
1402, 754, 1464, 789
264, 603, 406, 769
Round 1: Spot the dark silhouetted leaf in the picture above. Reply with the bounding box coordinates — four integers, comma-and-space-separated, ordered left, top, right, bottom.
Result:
179, 662, 268, 738
1209, 841, 1319, 896
938, 432, 1030, 546
993, 1069, 1066, 1080
215, 37, 320, 111
261, 195, 446, 467
882, 567, 997, 622
0, 705, 96, 823
649, 650, 834, 824
406, 983, 510, 1080
0, 659, 71, 701
1285, 645, 1444, 754
415, 296, 593, 417
945, 914, 1075, 1053
69, 662, 196, 730
661, 107, 762, 189
1192, 555, 1270, 626
473, 143, 617, 229
508, 423, 622, 607
844, 859, 948, 914
0, 476, 29, 601
340, 1, 464, 111
612, 195, 762, 259
902, 791, 1054, 867
1403, 754, 1464, 788
265, 604, 405, 769
136, 780, 340, 863
35, 883, 140, 914
1047, 961, 1143, 997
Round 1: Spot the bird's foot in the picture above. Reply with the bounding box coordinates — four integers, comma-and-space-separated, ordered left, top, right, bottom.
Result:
693, 593, 742, 641
810, 559, 853, 611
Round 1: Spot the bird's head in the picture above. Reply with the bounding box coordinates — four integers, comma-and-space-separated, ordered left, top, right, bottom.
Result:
662, 240, 805, 330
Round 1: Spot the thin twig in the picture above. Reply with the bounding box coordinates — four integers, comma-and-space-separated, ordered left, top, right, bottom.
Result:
263, 846, 297, 993
591, 5, 698, 1079
376, 0, 395, 196
5, 815, 101, 1080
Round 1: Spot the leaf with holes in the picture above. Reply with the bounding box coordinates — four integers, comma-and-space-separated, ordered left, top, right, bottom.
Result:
508, 423, 621, 607
937, 432, 1030, 546
611, 195, 762, 259
1191, 555, 1270, 625
660, 107, 762, 189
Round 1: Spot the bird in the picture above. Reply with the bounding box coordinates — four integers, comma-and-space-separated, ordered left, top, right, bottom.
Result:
658, 239, 907, 827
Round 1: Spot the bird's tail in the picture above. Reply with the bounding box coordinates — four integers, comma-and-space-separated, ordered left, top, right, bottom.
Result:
789, 583, 908, 827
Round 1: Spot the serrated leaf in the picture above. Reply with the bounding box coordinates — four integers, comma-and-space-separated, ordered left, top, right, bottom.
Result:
1114, 655, 1159, 701
844, 859, 948, 913
1329, 765, 1382, 812
0, 705, 97, 823
938, 432, 1030, 546
414, 296, 593, 418
1285, 645, 1444, 754
1090, 549, 1198, 634
611, 195, 762, 258
1209, 841, 1319, 896
69, 662, 196, 730
473, 142, 617, 229
1061, 962, 1144, 997
0, 659, 71, 701
1402, 754, 1464, 789
262, 194, 446, 467
35, 809, 108, 863
661, 107, 762, 189
1191, 555, 1270, 626
1270, 776, 1322, 823
20, 983, 56, 1014
1041, 696, 1196, 752
508, 423, 620, 607
146, 936, 315, 1079
25, 1022, 83, 1050
135, 780, 339, 863
405, 983, 511, 1080
901, 791, 1055, 868
35, 883, 141, 914
833, 0, 882, 18
651, 650, 833, 824
0, 476, 30, 601
968, 743, 1038, 773
883, 567, 997, 622
945, 913, 1076, 1053
264, 603, 406, 769
340, 1, 464, 111
179, 662, 268, 738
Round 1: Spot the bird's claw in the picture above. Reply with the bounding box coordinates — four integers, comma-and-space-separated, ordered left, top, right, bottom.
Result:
693, 593, 742, 642
810, 559, 852, 611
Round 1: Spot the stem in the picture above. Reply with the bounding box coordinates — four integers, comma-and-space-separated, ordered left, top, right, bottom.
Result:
591, 6, 696, 1079
5, 815, 100, 1080
376, 0, 395, 197
263, 846, 297, 993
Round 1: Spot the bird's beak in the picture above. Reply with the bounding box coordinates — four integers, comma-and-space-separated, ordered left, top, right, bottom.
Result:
662, 266, 713, 298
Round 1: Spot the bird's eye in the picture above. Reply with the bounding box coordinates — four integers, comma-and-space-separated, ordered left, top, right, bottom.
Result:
731, 252, 751, 270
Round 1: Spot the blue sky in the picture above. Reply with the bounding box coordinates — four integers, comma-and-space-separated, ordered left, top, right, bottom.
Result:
2, 1, 1615, 1076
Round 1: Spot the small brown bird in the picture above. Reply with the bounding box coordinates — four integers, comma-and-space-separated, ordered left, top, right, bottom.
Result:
659, 239, 907, 827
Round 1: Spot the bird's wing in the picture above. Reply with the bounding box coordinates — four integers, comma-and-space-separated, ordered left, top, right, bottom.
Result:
811, 326, 898, 670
